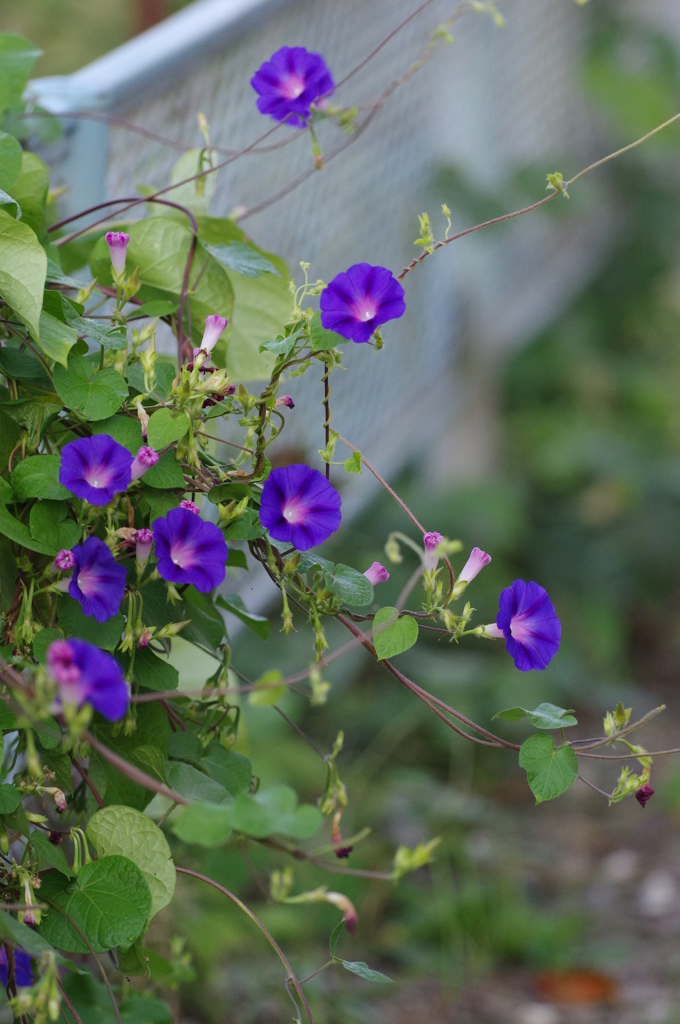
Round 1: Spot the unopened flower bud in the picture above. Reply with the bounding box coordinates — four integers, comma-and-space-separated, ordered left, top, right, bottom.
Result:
200, 314, 228, 355
131, 446, 159, 480
105, 231, 130, 277
54, 549, 75, 572
276, 395, 295, 409
423, 531, 444, 571
137, 627, 154, 648
136, 401, 149, 440
364, 561, 389, 586
179, 500, 200, 515
135, 528, 154, 566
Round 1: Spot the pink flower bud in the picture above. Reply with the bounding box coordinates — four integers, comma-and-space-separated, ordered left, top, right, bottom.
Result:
131, 446, 159, 480
423, 531, 444, 571
179, 500, 200, 515
458, 547, 491, 585
276, 395, 295, 409
105, 231, 130, 276
200, 314, 228, 355
54, 549, 75, 571
135, 528, 154, 566
364, 561, 389, 586
137, 628, 154, 649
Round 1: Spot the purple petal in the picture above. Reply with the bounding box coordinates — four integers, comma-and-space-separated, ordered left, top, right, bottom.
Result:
259, 464, 341, 551
60, 435, 133, 506
47, 637, 128, 722
154, 508, 228, 592
320, 263, 405, 343
251, 46, 334, 127
496, 579, 561, 671
69, 537, 127, 622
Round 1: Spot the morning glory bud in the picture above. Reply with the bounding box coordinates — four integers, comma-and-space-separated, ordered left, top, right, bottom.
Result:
135, 528, 154, 567
131, 446, 159, 480
54, 549, 75, 572
422, 531, 444, 571
364, 561, 389, 586
105, 231, 130, 277
199, 314, 229, 356
179, 499, 201, 515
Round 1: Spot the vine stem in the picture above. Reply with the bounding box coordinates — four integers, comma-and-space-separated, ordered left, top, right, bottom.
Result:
334, 433, 425, 533
56, 978, 84, 1024
83, 730, 189, 804
176, 867, 315, 1024
70, 756, 105, 809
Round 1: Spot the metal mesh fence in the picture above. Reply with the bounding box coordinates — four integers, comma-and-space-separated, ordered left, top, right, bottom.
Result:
32, 0, 621, 491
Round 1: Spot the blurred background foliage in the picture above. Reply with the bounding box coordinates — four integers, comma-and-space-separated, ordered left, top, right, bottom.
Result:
4, 1, 680, 1020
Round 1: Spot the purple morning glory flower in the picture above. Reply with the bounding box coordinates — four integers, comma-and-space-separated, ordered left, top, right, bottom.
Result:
259, 464, 341, 551
153, 508, 229, 592
131, 446, 159, 480
495, 579, 561, 672
59, 435, 133, 506
0, 947, 32, 988
320, 264, 406, 344
69, 537, 127, 622
251, 46, 334, 127
105, 231, 129, 276
47, 638, 129, 721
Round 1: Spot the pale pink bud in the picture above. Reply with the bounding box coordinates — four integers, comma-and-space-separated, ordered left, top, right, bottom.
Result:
276, 395, 295, 409
423, 531, 444, 571
137, 628, 153, 649
105, 231, 129, 276
53, 789, 67, 813
131, 446, 159, 480
364, 561, 389, 586
325, 892, 358, 935
54, 549, 75, 571
200, 314, 228, 355
458, 547, 491, 585
135, 528, 154, 566
179, 500, 200, 515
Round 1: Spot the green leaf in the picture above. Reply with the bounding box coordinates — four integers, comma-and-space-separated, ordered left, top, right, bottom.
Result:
39, 855, 152, 953
344, 451, 362, 474
32, 625, 61, 663
166, 731, 204, 765
0, 783, 21, 813
0, 501, 55, 555
0, 36, 42, 115
89, 704, 169, 812
0, 908, 62, 962
248, 669, 286, 706
53, 355, 128, 421
143, 488, 178, 522
0, 345, 49, 383
372, 607, 419, 660
0, 132, 22, 191
164, 762, 231, 805
310, 310, 346, 351
30, 828, 75, 878
203, 240, 280, 278
143, 449, 185, 490
132, 647, 178, 692
518, 733, 578, 805
127, 297, 179, 320
125, 359, 176, 400
171, 785, 322, 846
327, 564, 373, 607
147, 408, 190, 450
226, 547, 248, 570
56, 598, 124, 652
200, 744, 251, 796
12, 455, 69, 501
10, 152, 49, 235
258, 335, 297, 357
0, 207, 46, 340
60, 299, 127, 350
0, 188, 20, 220
29, 500, 80, 553
216, 594, 269, 639
297, 552, 335, 576
87, 806, 175, 921
92, 414, 142, 454
340, 960, 393, 984
493, 703, 578, 730
222, 508, 264, 540
38, 310, 78, 367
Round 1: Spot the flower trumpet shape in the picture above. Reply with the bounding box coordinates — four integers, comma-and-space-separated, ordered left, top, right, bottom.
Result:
487, 579, 561, 671
259, 464, 341, 551
153, 508, 229, 592
320, 263, 406, 344
69, 537, 127, 622
47, 637, 129, 721
251, 46, 334, 127
59, 435, 133, 506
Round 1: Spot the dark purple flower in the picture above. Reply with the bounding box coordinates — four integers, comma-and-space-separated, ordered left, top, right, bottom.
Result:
0, 947, 32, 988
320, 263, 406, 344
364, 561, 389, 585
259, 464, 341, 551
105, 231, 129, 276
59, 435, 133, 506
54, 549, 75, 571
46, 638, 129, 721
131, 446, 159, 480
495, 580, 561, 672
153, 508, 229, 592
69, 537, 127, 622
635, 783, 655, 808
251, 46, 334, 127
